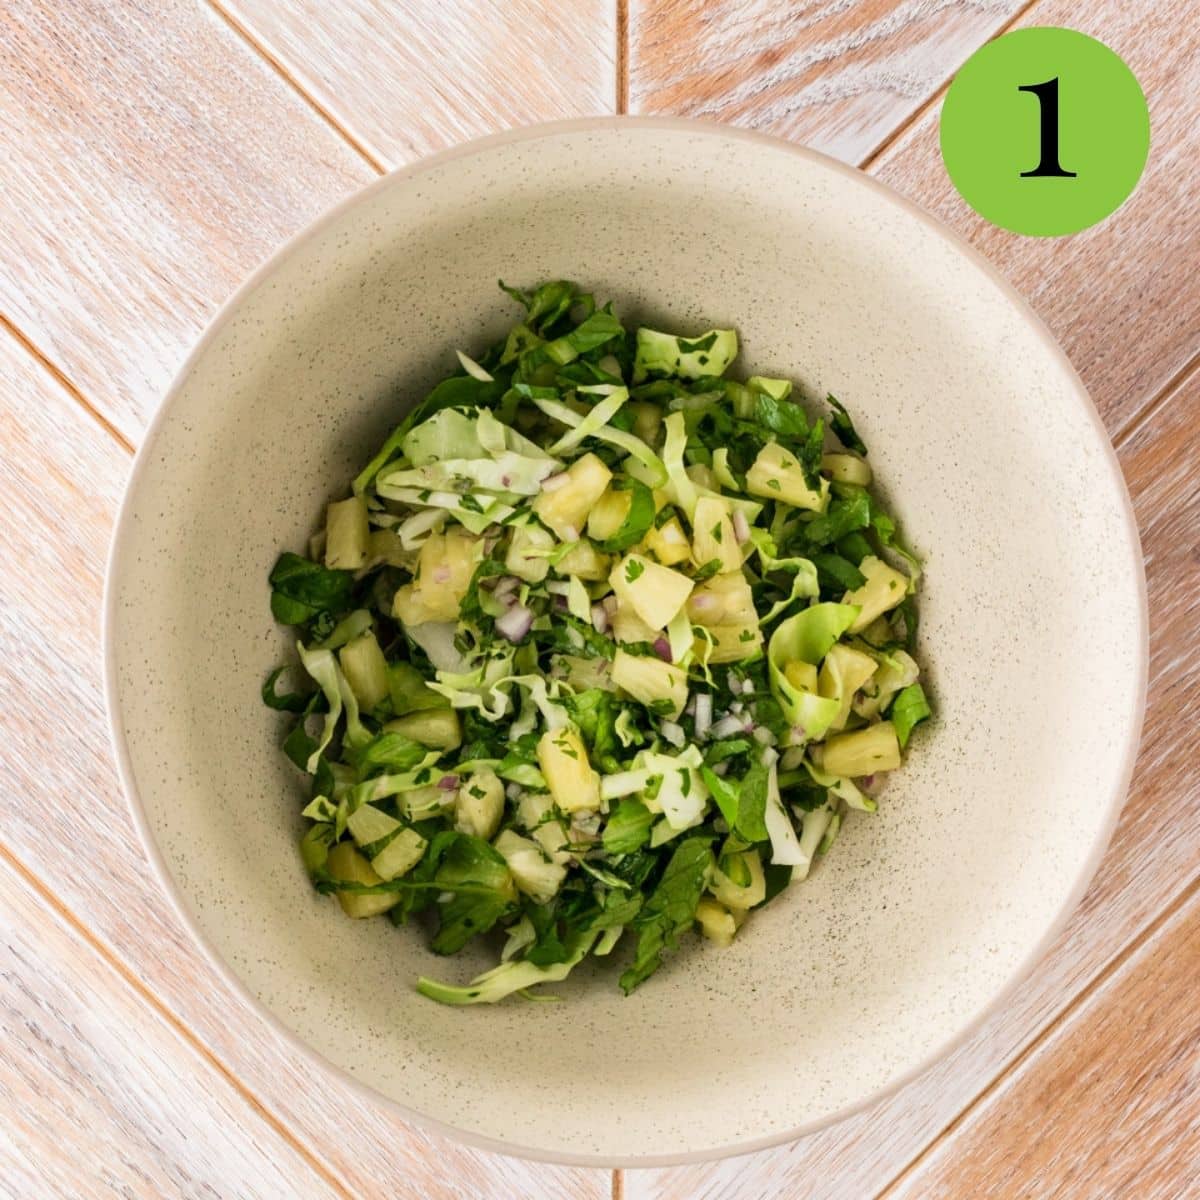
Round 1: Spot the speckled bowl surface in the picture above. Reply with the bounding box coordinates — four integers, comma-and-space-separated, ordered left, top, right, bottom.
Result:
105, 118, 1146, 1166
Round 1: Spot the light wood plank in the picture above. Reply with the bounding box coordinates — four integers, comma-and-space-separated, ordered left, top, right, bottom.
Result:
626, 357, 1198, 1198
887, 887, 1200, 1199
219, 0, 616, 167
0, 328, 608, 1200
870, 0, 1200, 435
628, 0, 1027, 163
0, 0, 371, 444
0, 851, 342, 1200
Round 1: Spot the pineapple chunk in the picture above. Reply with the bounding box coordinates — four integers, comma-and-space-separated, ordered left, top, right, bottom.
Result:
505, 523, 553, 583
746, 442, 830, 512
384, 708, 461, 751
611, 600, 661, 646
686, 463, 717, 492
818, 643, 878, 731
455, 768, 505, 841
609, 553, 694, 630
701, 624, 763, 663
533, 452, 612, 540
690, 496, 741, 574
325, 842, 399, 918
629, 401, 663, 445
695, 897, 737, 946
587, 487, 633, 542
710, 846, 767, 911
818, 721, 902, 777
687, 571, 756, 628
641, 516, 691, 566
338, 632, 389, 709
784, 660, 819, 693
821, 453, 872, 486
537, 727, 600, 813
555, 538, 610, 580
493, 830, 566, 904
392, 527, 480, 624
325, 495, 369, 569
370, 828, 427, 882
611, 649, 688, 717
843, 556, 908, 632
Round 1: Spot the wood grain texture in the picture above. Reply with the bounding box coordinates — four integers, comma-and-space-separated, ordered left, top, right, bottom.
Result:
870, 0, 1200, 437
625, 361, 1199, 1199
219, 0, 617, 167
0, 852, 341, 1200
0, 328, 608, 1200
627, 0, 1028, 163
888, 888, 1200, 1199
0, 0, 371, 444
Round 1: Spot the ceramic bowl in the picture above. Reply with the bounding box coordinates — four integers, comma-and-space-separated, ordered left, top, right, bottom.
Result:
105, 118, 1146, 1165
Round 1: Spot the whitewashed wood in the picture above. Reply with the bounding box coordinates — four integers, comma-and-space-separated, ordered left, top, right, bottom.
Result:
0, 851, 343, 1200
625, 359, 1199, 1199
0, 328, 609, 1200
0, 0, 371, 444
886, 888, 1200, 1199
871, 0, 1200, 436
220, 0, 617, 167
628, 0, 1027, 163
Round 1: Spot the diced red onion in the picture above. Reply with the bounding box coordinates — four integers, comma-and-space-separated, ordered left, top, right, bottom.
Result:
730, 700, 744, 716
761, 746, 779, 767
789, 725, 809, 747
861, 774, 876, 789
494, 575, 519, 598
438, 774, 459, 791
601, 594, 618, 616
689, 593, 717, 613
713, 761, 730, 777
431, 564, 451, 584
732, 509, 751, 544
495, 603, 534, 642
541, 472, 568, 493
591, 602, 609, 633
694, 693, 713, 737
742, 677, 756, 695
505, 781, 522, 801
501, 474, 512, 488
752, 726, 777, 747
709, 714, 745, 739
659, 721, 685, 747
652, 636, 672, 662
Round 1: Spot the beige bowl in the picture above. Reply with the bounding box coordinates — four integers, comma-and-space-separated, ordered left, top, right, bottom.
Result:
105, 118, 1146, 1165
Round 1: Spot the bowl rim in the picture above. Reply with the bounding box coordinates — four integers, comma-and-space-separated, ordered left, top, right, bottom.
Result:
103, 114, 1149, 1169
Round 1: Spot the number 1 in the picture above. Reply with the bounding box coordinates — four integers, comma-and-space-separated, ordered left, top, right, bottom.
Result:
1019, 77, 1077, 178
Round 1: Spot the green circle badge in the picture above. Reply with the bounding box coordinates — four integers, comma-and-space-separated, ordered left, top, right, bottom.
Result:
940, 27, 1149, 236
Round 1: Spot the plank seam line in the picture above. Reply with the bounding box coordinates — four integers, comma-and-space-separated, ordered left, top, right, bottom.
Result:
875, 868, 1200, 1199
616, 0, 629, 114
1112, 349, 1200, 450
0, 314, 135, 454
0, 840, 357, 1200
206, 0, 388, 175
858, 0, 1043, 173
613, 1163, 625, 1200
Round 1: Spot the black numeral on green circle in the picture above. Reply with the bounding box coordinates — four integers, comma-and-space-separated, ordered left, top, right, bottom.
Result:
1018, 77, 1077, 178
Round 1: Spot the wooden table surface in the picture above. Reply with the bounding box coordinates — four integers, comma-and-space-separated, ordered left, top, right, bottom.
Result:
1, 2, 1195, 1197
